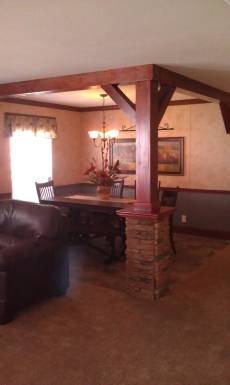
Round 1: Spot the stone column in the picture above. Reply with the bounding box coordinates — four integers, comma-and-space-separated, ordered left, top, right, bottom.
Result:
119, 207, 174, 300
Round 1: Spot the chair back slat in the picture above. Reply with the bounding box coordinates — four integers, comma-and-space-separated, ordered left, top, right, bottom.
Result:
161, 186, 179, 207
35, 180, 55, 202
111, 180, 124, 198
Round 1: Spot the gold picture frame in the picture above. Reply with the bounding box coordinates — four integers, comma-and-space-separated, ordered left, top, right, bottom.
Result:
158, 137, 184, 175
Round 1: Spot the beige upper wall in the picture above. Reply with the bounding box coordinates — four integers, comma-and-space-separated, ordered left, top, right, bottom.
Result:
159, 103, 230, 190
81, 103, 230, 190
0, 102, 81, 193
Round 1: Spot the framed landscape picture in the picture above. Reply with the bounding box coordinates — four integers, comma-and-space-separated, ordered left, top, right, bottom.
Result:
110, 137, 184, 176
158, 137, 184, 175
110, 138, 136, 174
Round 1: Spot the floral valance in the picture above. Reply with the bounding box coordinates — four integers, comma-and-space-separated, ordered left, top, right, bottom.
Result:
4, 113, 57, 139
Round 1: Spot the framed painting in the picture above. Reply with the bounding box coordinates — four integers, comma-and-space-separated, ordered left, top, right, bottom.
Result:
110, 138, 136, 174
158, 137, 184, 175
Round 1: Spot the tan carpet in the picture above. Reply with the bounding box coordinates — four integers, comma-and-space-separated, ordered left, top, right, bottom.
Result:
1, 235, 230, 385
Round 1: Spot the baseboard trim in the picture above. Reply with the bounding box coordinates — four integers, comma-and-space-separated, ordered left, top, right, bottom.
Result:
160, 187, 230, 195
174, 225, 230, 240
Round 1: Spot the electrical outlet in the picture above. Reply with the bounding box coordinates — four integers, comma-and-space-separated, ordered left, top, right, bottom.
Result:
181, 214, 187, 224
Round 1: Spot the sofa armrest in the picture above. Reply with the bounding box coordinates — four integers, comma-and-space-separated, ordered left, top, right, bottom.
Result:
0, 239, 52, 271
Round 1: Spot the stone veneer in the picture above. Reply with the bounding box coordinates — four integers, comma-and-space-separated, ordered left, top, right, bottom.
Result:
125, 216, 172, 300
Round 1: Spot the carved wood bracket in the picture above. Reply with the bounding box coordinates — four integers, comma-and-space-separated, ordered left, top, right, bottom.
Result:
156, 84, 176, 128
102, 84, 136, 122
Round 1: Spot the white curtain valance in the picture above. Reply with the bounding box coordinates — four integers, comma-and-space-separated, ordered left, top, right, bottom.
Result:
4, 113, 57, 139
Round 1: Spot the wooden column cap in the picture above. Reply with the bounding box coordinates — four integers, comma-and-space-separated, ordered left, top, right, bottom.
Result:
117, 206, 175, 221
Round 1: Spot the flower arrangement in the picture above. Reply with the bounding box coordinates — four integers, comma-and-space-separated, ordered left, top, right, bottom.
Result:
85, 158, 123, 186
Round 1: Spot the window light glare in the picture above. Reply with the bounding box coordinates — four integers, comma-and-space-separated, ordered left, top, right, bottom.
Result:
10, 135, 52, 203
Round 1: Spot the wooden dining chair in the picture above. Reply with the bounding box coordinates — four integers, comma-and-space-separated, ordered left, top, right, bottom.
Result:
111, 180, 124, 198
35, 180, 76, 239
35, 180, 55, 202
35, 179, 70, 215
84, 180, 125, 263
161, 186, 179, 255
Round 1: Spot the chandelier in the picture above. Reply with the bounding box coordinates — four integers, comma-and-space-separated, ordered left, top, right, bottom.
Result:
88, 93, 119, 142
88, 93, 119, 169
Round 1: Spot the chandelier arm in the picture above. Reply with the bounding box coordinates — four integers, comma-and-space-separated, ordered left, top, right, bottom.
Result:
92, 138, 101, 148
101, 144, 104, 171
88, 93, 119, 172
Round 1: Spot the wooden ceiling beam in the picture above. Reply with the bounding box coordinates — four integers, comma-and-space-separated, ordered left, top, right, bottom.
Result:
0, 63, 229, 105
154, 65, 230, 104
102, 84, 136, 121
0, 65, 153, 97
154, 66, 230, 133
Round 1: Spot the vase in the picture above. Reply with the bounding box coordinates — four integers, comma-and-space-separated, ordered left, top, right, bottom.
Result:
96, 185, 111, 199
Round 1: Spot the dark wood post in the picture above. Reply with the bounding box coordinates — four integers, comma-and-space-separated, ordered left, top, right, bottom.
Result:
134, 80, 160, 213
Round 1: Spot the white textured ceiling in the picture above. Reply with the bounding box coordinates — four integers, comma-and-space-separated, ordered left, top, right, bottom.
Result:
0, 0, 230, 92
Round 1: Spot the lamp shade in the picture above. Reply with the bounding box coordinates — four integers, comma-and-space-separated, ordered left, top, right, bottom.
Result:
107, 129, 119, 139
88, 130, 100, 139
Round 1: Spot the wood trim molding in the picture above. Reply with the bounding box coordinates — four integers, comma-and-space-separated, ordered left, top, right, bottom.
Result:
0, 97, 210, 113
80, 98, 210, 111
160, 186, 230, 195
79, 105, 119, 112
0, 97, 82, 112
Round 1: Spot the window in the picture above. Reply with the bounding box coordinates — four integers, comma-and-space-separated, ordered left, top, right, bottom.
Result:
10, 132, 52, 202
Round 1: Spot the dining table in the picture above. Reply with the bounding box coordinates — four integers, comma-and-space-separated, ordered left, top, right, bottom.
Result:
40, 193, 135, 261
40, 193, 135, 213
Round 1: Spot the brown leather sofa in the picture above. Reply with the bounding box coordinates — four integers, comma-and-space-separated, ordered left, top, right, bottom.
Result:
0, 199, 69, 324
